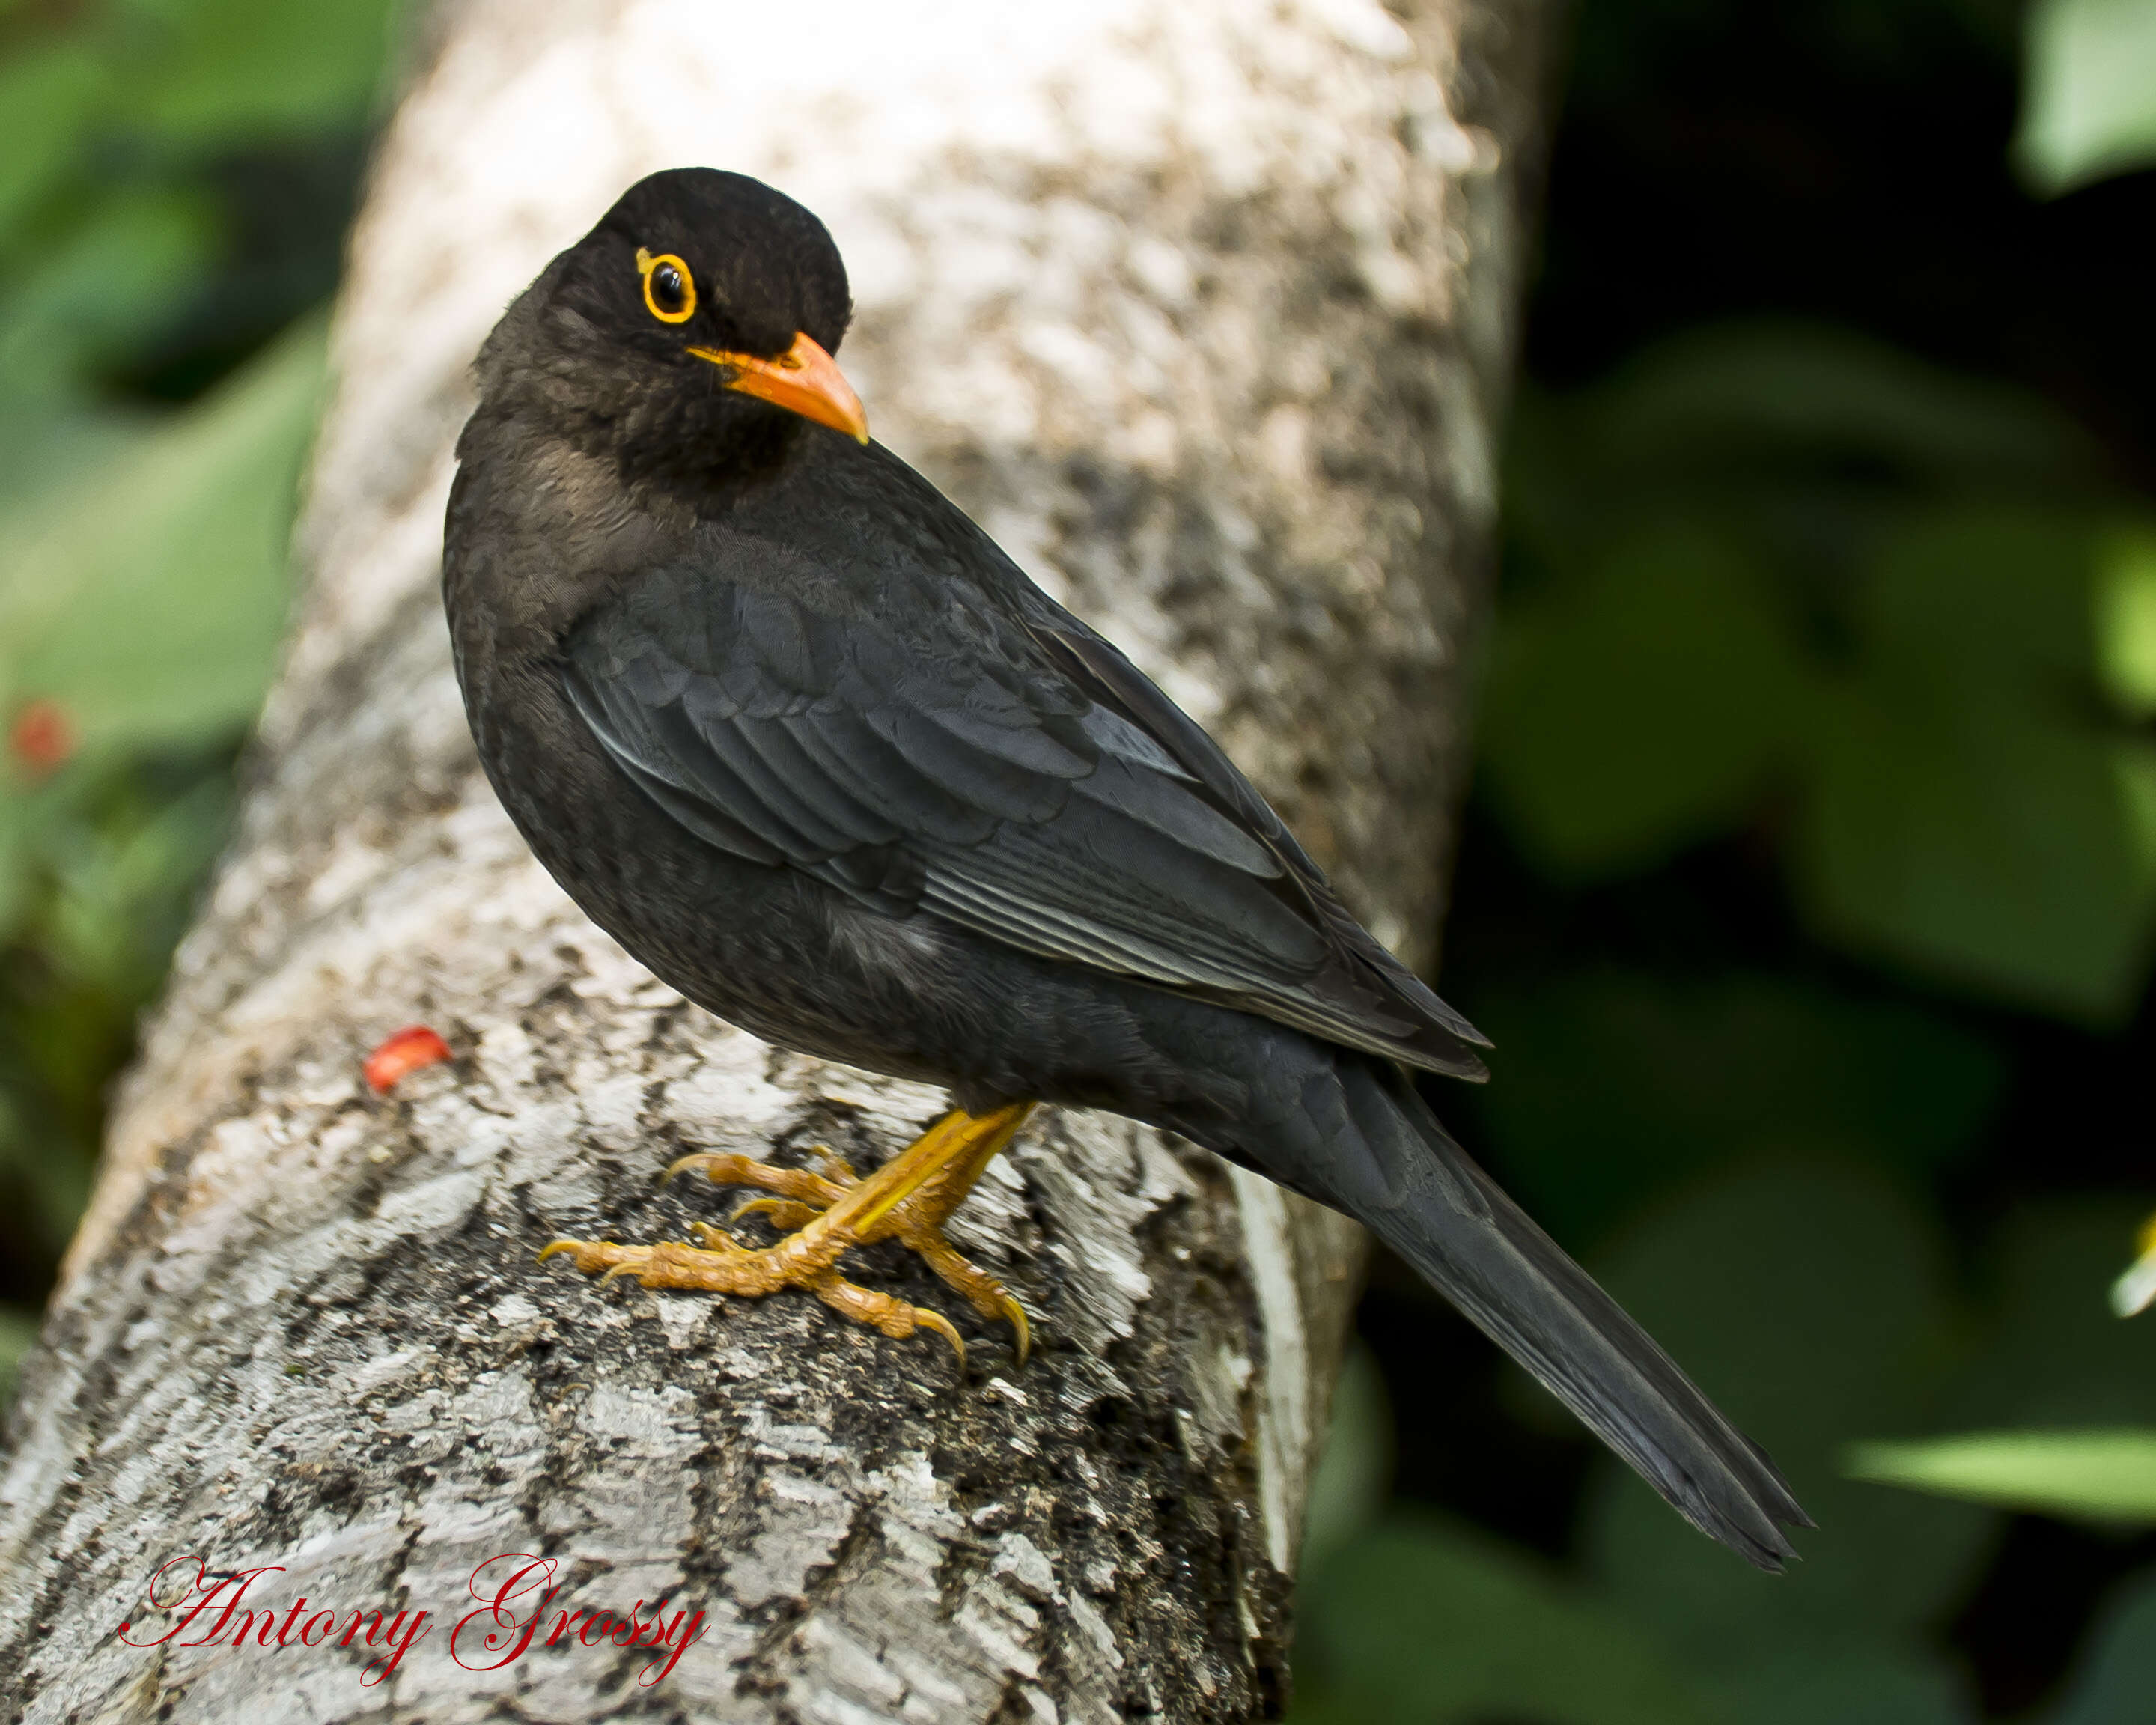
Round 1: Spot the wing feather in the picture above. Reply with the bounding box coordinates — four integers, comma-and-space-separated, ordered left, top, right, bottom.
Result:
566, 569, 1487, 1075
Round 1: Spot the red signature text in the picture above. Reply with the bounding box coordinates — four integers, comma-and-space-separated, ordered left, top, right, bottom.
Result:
449, 1553, 707, 1686
116, 1552, 707, 1688
119, 1559, 430, 1685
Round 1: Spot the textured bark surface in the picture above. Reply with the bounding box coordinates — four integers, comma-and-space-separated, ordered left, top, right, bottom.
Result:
0, 0, 1539, 1718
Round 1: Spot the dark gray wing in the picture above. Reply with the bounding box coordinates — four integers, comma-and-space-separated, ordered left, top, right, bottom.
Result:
567, 569, 1487, 1077
1031, 619, 1490, 1055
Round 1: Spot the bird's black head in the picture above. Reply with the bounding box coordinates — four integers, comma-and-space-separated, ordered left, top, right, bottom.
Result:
478, 168, 866, 490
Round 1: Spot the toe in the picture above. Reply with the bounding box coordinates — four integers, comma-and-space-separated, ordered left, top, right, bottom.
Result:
730, 1196, 821, 1232
809, 1272, 966, 1373
539, 1238, 631, 1274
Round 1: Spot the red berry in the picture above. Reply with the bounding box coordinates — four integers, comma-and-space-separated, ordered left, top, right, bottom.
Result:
9, 699, 75, 776
364, 1025, 454, 1092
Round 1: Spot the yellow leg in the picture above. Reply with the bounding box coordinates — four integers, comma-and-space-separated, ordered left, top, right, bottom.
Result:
540, 1101, 1037, 1367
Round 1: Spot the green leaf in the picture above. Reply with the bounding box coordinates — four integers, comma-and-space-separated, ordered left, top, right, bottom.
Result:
1482, 523, 1809, 876
40, 770, 234, 1001
0, 186, 219, 401
2097, 526, 2156, 716
1801, 696, 2156, 1022
0, 41, 109, 243
112, 0, 399, 145
1847, 1429, 2156, 1521
1794, 508, 2156, 1023
1850, 508, 2102, 693
0, 407, 151, 522
1291, 1514, 1723, 1725
2017, 0, 2156, 195
0, 316, 324, 754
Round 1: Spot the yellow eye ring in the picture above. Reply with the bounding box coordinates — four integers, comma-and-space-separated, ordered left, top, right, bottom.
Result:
635, 247, 696, 323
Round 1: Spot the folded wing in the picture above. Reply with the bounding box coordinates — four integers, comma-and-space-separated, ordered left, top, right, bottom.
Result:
568, 570, 1488, 1077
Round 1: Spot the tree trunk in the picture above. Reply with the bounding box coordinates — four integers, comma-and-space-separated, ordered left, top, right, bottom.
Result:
0, 0, 1541, 1718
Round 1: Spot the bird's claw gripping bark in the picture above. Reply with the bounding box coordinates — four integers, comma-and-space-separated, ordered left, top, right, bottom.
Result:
538, 1233, 969, 1366
541, 1102, 1035, 1369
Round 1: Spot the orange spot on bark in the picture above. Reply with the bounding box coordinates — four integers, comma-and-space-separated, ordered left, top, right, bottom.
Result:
365, 1025, 453, 1092
10, 699, 75, 776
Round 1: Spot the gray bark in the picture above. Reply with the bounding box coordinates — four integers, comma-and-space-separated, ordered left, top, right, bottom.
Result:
0, 0, 1540, 1718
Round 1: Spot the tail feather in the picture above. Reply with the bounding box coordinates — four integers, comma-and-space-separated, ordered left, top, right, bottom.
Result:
1279, 1058, 1812, 1569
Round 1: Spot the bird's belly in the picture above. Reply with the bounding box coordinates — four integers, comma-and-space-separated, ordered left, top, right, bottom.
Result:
469, 704, 959, 1082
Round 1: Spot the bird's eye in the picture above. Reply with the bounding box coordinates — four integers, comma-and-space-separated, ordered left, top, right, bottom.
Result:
635, 248, 697, 323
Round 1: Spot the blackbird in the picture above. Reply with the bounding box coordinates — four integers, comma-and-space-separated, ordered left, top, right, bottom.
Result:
444, 168, 1810, 1569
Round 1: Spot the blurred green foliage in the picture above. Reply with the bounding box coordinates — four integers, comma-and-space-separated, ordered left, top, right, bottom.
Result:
1294, 1, 2156, 1721
1301, 1191, 2156, 1721
1484, 323, 2156, 1022
2018, 0, 2156, 190
1, 0, 2155, 1720
1850, 1431, 2156, 1521
0, 0, 398, 1396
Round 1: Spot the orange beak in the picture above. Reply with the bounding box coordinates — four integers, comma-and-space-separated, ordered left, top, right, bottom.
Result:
688, 331, 869, 445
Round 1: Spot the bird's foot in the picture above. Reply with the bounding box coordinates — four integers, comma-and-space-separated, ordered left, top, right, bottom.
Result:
538, 1231, 968, 1363
694, 1156, 1033, 1366
540, 1101, 1036, 1368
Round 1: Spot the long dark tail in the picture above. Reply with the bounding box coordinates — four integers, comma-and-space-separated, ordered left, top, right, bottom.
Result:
1216, 1052, 1813, 1569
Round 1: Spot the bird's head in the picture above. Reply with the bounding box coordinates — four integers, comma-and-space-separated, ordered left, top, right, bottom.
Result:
480, 168, 867, 485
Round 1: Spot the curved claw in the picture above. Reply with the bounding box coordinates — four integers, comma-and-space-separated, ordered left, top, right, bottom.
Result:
596, 1251, 661, 1288
914, 1306, 966, 1373
539, 1238, 616, 1270
1000, 1296, 1032, 1367
662, 1152, 722, 1186
688, 1221, 746, 1253
733, 1190, 814, 1233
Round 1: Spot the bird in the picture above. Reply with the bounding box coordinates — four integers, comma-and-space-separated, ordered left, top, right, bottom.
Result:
442, 166, 1811, 1570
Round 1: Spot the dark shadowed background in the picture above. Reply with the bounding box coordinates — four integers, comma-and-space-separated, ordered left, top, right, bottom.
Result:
3, 1, 2154, 1719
